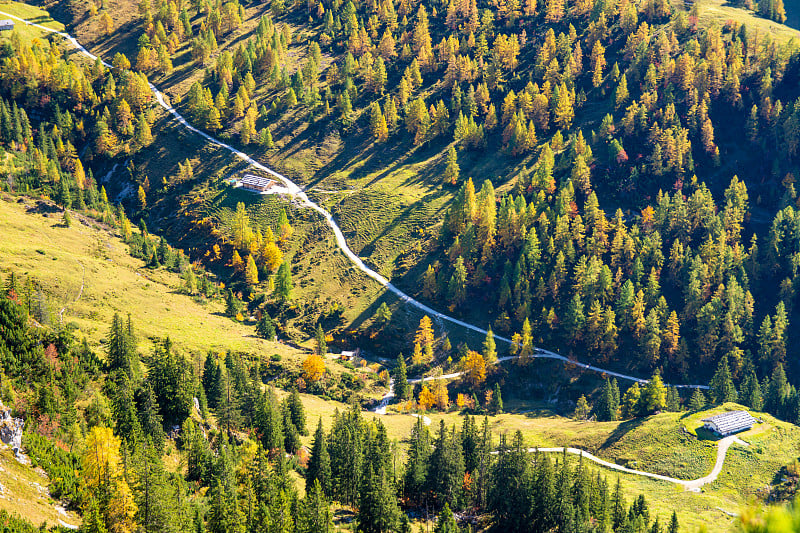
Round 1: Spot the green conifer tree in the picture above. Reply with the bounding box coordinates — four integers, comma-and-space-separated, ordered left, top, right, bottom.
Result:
307, 418, 332, 497
395, 353, 410, 400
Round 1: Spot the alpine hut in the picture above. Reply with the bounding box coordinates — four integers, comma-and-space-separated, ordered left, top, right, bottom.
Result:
701, 410, 756, 436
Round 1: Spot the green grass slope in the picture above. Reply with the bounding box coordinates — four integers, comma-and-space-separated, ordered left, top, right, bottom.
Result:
0, 447, 80, 529
0, 194, 299, 360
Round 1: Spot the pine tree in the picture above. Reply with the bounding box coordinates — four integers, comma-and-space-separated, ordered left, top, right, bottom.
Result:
415, 316, 435, 363
597, 378, 619, 421
314, 324, 327, 356
689, 388, 707, 411
136, 382, 165, 451
74, 158, 87, 190
357, 462, 400, 533
108, 313, 136, 378
554, 84, 574, 130
135, 114, 153, 146
428, 421, 466, 509
288, 388, 308, 435
710, 355, 737, 404
614, 74, 629, 109
611, 477, 626, 530
447, 256, 468, 307
395, 353, 410, 400
59, 177, 72, 209
374, 302, 392, 326
370, 102, 389, 142
640, 370, 668, 415
260, 127, 274, 148
490, 383, 503, 413
767, 363, 788, 413
137, 185, 147, 210
433, 504, 460, 533
443, 145, 460, 185
218, 372, 242, 436
666, 386, 682, 412
274, 261, 293, 301
518, 318, 535, 363
298, 480, 333, 533
282, 401, 302, 453
488, 431, 531, 530
83, 426, 138, 533
571, 154, 592, 195
202, 352, 223, 408
404, 416, 432, 504
668, 511, 679, 533
574, 395, 591, 420
256, 313, 276, 339
621, 383, 642, 418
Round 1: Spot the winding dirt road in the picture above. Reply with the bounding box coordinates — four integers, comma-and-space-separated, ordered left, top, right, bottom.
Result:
2, 11, 708, 390
2, 11, 746, 496
530, 434, 743, 491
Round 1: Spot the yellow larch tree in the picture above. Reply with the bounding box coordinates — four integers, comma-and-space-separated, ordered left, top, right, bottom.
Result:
464, 350, 486, 388
74, 158, 86, 190
260, 236, 283, 274
83, 426, 137, 533
414, 315, 435, 362
245, 254, 259, 285
418, 385, 435, 410
303, 354, 326, 382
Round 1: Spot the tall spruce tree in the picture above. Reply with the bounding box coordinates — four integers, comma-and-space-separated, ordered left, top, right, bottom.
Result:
710, 355, 737, 404
403, 416, 432, 505
490, 383, 503, 413
307, 418, 332, 498
394, 353, 410, 400
767, 363, 788, 413
107, 313, 136, 378
314, 324, 327, 356
433, 503, 460, 533
428, 421, 465, 510
689, 388, 707, 411
288, 388, 308, 435
202, 352, 223, 409
357, 462, 400, 533
597, 378, 620, 421
273, 261, 293, 301
298, 480, 333, 533
489, 431, 533, 531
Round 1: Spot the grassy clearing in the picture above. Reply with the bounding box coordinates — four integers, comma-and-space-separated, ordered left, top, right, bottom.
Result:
0, 195, 300, 362
683, 404, 800, 496
287, 391, 798, 531
691, 0, 800, 43
0, 1, 68, 50
0, 446, 80, 529
0, 1, 64, 30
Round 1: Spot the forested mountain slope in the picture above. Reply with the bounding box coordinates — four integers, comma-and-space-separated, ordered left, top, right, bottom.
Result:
23, 0, 800, 372
3, 0, 800, 530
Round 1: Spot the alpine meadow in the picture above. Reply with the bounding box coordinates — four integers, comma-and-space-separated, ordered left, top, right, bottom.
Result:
3, 0, 800, 530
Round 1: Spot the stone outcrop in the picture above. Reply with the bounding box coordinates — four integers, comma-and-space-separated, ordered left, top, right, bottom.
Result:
0, 402, 24, 458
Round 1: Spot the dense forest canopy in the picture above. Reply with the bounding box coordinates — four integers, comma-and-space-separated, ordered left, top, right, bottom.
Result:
2, 0, 800, 529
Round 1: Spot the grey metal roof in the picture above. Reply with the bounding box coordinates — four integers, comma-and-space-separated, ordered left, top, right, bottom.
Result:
240, 174, 274, 189
0, 20, 14, 27
701, 410, 756, 435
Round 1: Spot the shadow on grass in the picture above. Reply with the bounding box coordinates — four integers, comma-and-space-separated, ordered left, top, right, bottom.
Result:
598, 417, 647, 451
28, 15, 57, 25
695, 426, 725, 442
